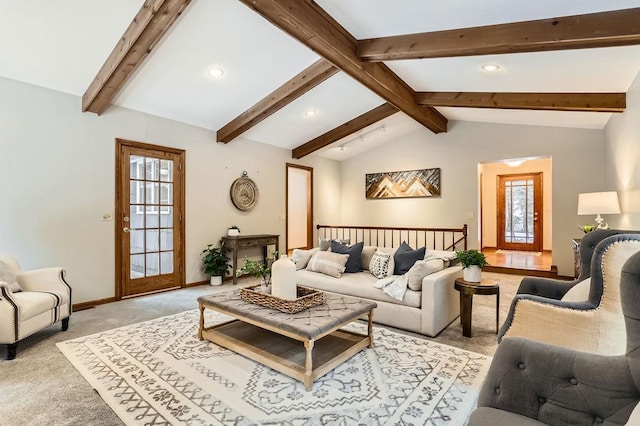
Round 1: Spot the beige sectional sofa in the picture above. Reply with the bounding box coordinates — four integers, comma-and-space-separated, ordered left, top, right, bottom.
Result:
295, 252, 462, 336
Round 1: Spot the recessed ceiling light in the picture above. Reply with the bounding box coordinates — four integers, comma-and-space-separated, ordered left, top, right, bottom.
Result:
208, 66, 225, 79
304, 109, 317, 118
481, 63, 500, 72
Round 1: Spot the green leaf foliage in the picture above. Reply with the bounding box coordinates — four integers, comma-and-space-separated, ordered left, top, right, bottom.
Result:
455, 249, 489, 268
201, 241, 231, 277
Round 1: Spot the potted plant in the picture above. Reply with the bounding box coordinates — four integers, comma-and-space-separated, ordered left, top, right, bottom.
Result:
228, 225, 240, 237
455, 249, 488, 283
201, 241, 231, 285
578, 224, 597, 233
236, 251, 278, 290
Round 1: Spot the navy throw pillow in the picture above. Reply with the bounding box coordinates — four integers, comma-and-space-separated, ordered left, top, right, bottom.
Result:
394, 241, 426, 275
330, 241, 364, 273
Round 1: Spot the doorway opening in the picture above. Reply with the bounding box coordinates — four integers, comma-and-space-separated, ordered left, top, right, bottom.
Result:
115, 139, 186, 299
286, 164, 313, 254
479, 157, 555, 275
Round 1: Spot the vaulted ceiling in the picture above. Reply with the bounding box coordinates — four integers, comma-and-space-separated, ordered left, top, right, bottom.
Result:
2, 0, 640, 161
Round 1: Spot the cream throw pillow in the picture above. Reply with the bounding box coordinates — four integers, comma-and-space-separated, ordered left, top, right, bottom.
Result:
306, 251, 349, 278
407, 258, 445, 291
560, 278, 591, 302
369, 251, 392, 279
361, 246, 377, 271
0, 260, 21, 292
376, 247, 396, 277
291, 248, 319, 270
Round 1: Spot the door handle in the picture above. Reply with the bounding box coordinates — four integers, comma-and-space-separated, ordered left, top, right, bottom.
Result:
123, 227, 130, 233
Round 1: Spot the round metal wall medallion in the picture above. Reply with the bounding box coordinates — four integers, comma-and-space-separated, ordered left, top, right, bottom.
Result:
230, 175, 259, 211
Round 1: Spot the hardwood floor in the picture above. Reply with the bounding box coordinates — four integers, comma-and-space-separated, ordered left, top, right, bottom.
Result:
482, 248, 558, 277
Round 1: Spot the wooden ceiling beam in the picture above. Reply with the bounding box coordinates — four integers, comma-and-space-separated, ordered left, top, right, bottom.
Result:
239, 0, 447, 134
292, 103, 397, 159
415, 92, 626, 112
357, 8, 640, 61
217, 59, 338, 143
82, 0, 192, 114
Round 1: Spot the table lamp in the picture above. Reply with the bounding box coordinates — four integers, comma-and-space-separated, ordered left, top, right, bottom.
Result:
577, 191, 621, 229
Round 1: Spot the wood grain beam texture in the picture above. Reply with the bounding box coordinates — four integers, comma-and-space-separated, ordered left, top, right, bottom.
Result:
217, 59, 338, 143
82, 0, 192, 114
239, 0, 447, 134
357, 8, 640, 61
292, 103, 397, 159
415, 92, 626, 112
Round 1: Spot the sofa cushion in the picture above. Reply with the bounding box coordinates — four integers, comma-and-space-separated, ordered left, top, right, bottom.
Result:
291, 248, 319, 270
306, 251, 349, 278
331, 241, 364, 273
296, 270, 421, 308
361, 246, 377, 271
369, 251, 392, 279
12, 290, 68, 321
393, 242, 426, 275
318, 238, 350, 251
0, 260, 21, 292
407, 258, 445, 291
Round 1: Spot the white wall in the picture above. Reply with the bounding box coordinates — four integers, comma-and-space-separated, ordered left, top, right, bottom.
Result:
604, 69, 640, 230
480, 158, 552, 250
0, 77, 341, 304
340, 121, 605, 276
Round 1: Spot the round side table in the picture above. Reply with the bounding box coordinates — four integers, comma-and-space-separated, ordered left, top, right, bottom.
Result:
454, 277, 500, 338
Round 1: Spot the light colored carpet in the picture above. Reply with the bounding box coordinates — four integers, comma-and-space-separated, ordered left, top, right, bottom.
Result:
57, 309, 491, 425
0, 272, 520, 425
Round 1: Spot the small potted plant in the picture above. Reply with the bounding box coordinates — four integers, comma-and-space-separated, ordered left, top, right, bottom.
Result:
455, 249, 488, 283
236, 251, 278, 291
578, 224, 597, 233
201, 241, 231, 285
228, 225, 240, 237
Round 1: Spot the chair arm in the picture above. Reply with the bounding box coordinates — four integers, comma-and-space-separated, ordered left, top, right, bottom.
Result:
498, 293, 581, 341
497, 295, 627, 354
475, 337, 638, 425
517, 276, 578, 299
16, 267, 70, 294
0, 281, 18, 300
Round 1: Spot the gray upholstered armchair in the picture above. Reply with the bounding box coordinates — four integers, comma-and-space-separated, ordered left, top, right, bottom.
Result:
506, 229, 638, 302
498, 233, 640, 355
468, 250, 640, 425
0, 255, 72, 360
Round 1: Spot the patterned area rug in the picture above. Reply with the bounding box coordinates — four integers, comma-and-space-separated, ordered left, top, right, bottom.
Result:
57, 310, 491, 425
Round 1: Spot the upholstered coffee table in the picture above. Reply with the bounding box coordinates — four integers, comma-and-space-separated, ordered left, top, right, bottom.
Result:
198, 290, 376, 391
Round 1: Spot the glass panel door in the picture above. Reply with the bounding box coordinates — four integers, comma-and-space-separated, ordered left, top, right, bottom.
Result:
117, 140, 184, 298
497, 173, 542, 251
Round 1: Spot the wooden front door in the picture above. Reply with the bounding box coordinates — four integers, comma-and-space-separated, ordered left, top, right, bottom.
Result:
497, 173, 543, 252
115, 139, 185, 298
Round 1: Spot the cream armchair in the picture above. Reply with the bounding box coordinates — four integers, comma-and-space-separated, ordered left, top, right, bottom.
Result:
0, 256, 71, 360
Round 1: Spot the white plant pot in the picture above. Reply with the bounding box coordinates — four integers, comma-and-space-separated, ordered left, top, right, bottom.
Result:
463, 265, 482, 283
228, 229, 240, 236
210, 275, 223, 286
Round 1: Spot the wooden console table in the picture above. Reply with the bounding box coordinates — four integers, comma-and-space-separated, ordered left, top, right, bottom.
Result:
222, 234, 279, 284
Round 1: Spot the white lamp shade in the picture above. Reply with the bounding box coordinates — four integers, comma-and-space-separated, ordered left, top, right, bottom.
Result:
577, 191, 621, 215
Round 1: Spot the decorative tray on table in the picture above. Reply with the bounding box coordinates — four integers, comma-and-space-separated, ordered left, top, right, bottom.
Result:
240, 285, 325, 314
